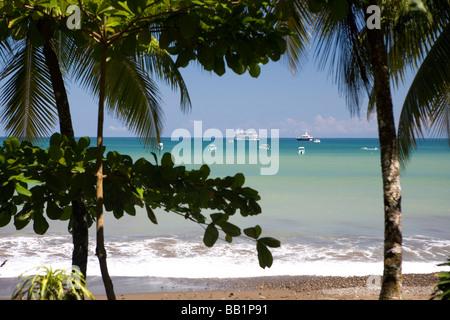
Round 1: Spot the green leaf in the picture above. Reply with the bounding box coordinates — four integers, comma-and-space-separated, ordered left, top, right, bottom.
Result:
203, 223, 219, 247
3, 137, 20, 152
49, 145, 64, 161
49, 133, 62, 147
60, 206, 72, 221
248, 63, 261, 78
258, 237, 281, 248
33, 212, 49, 235
0, 204, 15, 227
231, 173, 245, 189
14, 209, 32, 230
46, 202, 63, 220
145, 203, 158, 224
161, 153, 174, 167
243, 225, 262, 239
15, 183, 32, 197
217, 221, 241, 237
257, 241, 273, 268
77, 137, 90, 150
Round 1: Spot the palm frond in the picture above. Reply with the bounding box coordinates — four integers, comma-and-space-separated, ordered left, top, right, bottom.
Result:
312, 6, 372, 116
70, 42, 164, 147
105, 56, 164, 147
138, 36, 191, 113
0, 38, 58, 140
397, 21, 450, 163
282, 0, 314, 73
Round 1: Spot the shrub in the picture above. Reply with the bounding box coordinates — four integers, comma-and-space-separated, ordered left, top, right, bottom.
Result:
12, 266, 94, 300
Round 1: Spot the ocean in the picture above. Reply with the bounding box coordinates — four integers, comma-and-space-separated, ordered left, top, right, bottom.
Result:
0, 137, 449, 297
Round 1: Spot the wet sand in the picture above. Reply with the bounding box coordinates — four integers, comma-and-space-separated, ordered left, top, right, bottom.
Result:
95, 273, 439, 300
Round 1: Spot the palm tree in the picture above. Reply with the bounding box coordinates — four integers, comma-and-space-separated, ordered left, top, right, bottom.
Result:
287, 0, 449, 299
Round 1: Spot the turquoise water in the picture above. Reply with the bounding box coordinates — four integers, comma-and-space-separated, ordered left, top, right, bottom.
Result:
0, 137, 449, 293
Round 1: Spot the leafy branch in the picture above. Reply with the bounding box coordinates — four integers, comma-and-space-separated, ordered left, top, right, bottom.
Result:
0, 134, 280, 268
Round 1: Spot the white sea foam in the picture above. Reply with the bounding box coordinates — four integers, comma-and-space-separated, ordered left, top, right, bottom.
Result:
0, 234, 447, 279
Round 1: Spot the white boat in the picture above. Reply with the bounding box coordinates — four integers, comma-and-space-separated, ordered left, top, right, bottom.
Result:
235, 129, 259, 140
157, 142, 163, 150
314, 139, 321, 143
360, 147, 378, 151
259, 143, 270, 150
298, 146, 305, 154
207, 144, 217, 152
296, 131, 313, 141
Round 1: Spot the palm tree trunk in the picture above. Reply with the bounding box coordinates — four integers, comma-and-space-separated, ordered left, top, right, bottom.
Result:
364, 2, 403, 300
38, 18, 89, 279
96, 44, 116, 300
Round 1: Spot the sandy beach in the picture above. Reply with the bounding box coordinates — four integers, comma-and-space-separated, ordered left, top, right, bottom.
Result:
95, 273, 439, 300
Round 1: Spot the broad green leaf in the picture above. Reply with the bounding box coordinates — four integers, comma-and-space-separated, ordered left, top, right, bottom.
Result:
145, 203, 158, 224
248, 63, 261, 78
257, 241, 273, 268
77, 136, 90, 150
14, 209, 32, 230
33, 212, 49, 235
203, 223, 219, 247
46, 202, 63, 220
243, 225, 262, 239
15, 183, 32, 197
49, 145, 64, 161
4, 137, 20, 152
231, 173, 245, 189
217, 221, 241, 237
258, 237, 281, 248
161, 153, 174, 167
0, 204, 15, 227
60, 206, 72, 221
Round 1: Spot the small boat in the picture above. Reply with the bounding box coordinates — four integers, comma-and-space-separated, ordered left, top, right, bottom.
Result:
157, 142, 163, 150
259, 143, 270, 150
298, 146, 305, 155
207, 144, 217, 152
296, 131, 313, 142
313, 139, 321, 143
360, 147, 378, 151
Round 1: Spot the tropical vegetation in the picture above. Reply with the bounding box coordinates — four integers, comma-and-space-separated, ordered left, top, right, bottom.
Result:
0, 0, 448, 301
1, 0, 292, 300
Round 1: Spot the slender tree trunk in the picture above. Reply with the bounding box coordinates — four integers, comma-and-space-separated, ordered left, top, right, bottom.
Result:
364, 2, 403, 300
96, 44, 116, 300
38, 18, 89, 278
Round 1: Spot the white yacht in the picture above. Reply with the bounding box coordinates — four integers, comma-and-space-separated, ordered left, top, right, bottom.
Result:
234, 129, 259, 140
296, 131, 313, 141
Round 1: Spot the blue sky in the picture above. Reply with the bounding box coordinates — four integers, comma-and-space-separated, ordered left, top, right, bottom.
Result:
1, 56, 414, 139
